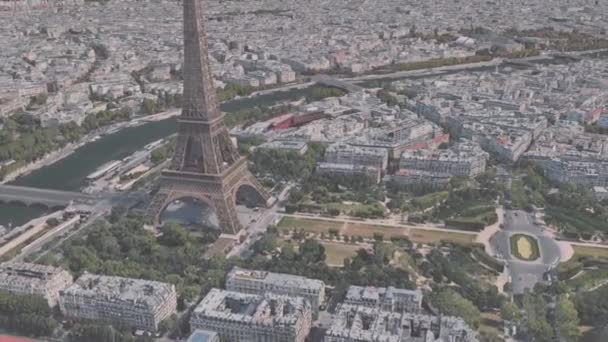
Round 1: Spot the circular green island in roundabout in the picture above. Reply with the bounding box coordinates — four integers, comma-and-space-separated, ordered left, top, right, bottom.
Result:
509, 234, 541, 261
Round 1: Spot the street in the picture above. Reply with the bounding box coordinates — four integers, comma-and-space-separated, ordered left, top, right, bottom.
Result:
226, 183, 294, 259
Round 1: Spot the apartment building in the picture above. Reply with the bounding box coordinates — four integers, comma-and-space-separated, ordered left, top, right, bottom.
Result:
398, 140, 487, 178
190, 289, 312, 342
226, 267, 325, 317
323, 143, 389, 170
0, 262, 73, 307
325, 304, 478, 342
344, 286, 422, 313
59, 273, 177, 332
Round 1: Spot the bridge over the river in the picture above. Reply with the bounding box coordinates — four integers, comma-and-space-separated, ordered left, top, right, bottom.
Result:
0, 184, 98, 208
312, 75, 365, 93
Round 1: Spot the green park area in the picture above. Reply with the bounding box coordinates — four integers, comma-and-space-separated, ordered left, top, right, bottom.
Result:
277, 216, 476, 245
546, 205, 607, 237
558, 245, 608, 290
404, 186, 499, 232
509, 234, 540, 261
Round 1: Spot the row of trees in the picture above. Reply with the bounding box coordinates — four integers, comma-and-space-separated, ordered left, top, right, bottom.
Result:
429, 288, 481, 328
0, 290, 57, 337
68, 323, 152, 342
250, 142, 325, 181
515, 286, 581, 342
81, 107, 132, 132
0, 114, 84, 179
216, 83, 255, 102
395, 55, 493, 72
224, 104, 293, 128
505, 27, 608, 51
150, 138, 176, 165
305, 86, 347, 103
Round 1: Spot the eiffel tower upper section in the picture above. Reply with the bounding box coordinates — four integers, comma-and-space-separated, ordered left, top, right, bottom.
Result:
167, 0, 241, 176
181, 0, 222, 123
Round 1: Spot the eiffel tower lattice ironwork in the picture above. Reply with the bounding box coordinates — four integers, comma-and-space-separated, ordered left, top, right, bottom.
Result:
146, 0, 269, 233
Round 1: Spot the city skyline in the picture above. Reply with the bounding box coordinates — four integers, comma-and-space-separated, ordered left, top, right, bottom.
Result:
0, 0, 607, 341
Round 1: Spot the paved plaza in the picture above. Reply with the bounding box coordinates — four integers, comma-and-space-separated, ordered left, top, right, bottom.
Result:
490, 210, 562, 294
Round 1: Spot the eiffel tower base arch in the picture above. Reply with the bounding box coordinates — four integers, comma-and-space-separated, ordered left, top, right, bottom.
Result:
146, 158, 269, 234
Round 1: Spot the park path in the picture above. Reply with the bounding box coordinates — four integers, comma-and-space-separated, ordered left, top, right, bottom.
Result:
495, 268, 510, 294
339, 221, 348, 235
476, 207, 505, 255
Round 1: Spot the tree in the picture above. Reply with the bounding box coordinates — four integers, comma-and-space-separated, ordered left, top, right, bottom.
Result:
253, 234, 277, 255
69, 323, 135, 342
0, 290, 57, 337
158, 223, 189, 247
109, 206, 127, 223
556, 295, 581, 342
280, 244, 296, 261
373, 232, 384, 241
299, 239, 325, 263
500, 301, 521, 322
522, 290, 553, 342
372, 242, 392, 265
81, 113, 99, 131
326, 208, 340, 216
64, 245, 100, 275
576, 282, 608, 325
159, 314, 178, 335
143, 98, 159, 115
430, 288, 481, 328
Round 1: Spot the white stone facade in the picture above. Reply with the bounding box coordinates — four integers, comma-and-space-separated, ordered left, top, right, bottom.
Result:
190, 289, 312, 342
226, 267, 325, 318
59, 273, 177, 332
0, 262, 73, 307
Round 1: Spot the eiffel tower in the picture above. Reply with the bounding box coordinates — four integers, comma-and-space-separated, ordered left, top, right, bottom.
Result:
146, 0, 269, 233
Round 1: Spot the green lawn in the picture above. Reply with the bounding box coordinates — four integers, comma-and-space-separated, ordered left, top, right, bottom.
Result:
321, 242, 361, 266
410, 228, 476, 245
344, 222, 407, 239
510, 234, 540, 261
277, 216, 343, 234
573, 245, 608, 258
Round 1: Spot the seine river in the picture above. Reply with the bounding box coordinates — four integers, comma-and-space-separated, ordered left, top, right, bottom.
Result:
0, 86, 320, 227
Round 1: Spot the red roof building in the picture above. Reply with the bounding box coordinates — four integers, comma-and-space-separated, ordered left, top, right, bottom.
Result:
0, 336, 34, 342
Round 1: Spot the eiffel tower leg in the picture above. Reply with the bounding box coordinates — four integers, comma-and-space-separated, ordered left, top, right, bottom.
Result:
212, 193, 242, 234
145, 188, 171, 226
238, 174, 271, 207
